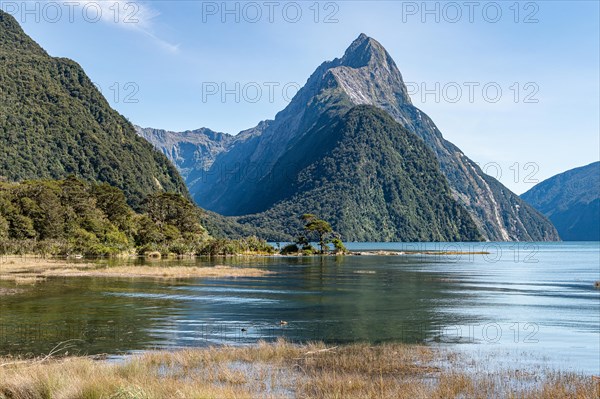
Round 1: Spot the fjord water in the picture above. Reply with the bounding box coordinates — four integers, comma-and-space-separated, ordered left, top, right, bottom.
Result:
1, 242, 598, 374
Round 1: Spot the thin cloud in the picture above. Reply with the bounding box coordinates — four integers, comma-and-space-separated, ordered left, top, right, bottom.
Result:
58, 0, 180, 53
140, 28, 180, 53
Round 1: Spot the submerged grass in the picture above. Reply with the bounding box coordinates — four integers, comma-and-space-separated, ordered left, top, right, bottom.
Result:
0, 340, 597, 399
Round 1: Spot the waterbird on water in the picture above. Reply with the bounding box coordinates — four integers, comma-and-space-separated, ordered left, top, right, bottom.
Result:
279, 321, 288, 326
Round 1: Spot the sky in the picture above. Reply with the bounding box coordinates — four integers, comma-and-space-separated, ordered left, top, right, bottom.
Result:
3, 0, 599, 194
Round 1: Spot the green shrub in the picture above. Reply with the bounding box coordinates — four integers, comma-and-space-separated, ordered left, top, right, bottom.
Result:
280, 244, 299, 255
169, 241, 192, 256
332, 238, 347, 254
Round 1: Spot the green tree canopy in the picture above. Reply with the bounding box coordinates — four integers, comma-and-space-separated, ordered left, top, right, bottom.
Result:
0, 178, 210, 256
301, 214, 334, 254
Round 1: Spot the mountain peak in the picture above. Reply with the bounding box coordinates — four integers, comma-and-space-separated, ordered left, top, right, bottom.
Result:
319, 33, 412, 107
340, 33, 388, 68
347, 33, 374, 49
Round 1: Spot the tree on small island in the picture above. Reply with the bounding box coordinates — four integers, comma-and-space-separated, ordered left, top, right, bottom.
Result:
331, 236, 347, 254
302, 214, 331, 253
298, 214, 347, 255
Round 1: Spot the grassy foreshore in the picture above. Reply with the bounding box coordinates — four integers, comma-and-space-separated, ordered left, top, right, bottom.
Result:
0, 340, 597, 399
0, 256, 271, 284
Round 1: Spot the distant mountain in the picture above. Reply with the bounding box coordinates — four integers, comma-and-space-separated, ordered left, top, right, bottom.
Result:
522, 162, 600, 241
135, 126, 234, 184
142, 34, 557, 241
138, 107, 481, 241
0, 10, 188, 208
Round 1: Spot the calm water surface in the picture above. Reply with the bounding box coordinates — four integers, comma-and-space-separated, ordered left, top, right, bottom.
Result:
1, 242, 598, 374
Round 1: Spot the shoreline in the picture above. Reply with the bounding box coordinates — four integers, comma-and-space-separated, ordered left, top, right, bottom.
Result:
0, 340, 596, 398
0, 257, 272, 283
0, 250, 491, 285
0, 248, 490, 261
349, 250, 490, 256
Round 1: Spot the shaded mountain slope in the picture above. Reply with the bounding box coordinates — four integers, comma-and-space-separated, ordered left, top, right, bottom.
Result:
237, 105, 482, 242
522, 162, 599, 241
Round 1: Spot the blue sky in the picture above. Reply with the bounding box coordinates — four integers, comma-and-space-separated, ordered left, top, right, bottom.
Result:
3, 0, 599, 194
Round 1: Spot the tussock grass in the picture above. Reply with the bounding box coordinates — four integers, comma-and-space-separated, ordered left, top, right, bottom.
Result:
0, 287, 24, 296
0, 274, 47, 285
0, 257, 271, 279
0, 340, 597, 399
38, 265, 271, 278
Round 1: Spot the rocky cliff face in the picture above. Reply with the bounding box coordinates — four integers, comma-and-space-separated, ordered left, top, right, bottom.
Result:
141, 33, 559, 241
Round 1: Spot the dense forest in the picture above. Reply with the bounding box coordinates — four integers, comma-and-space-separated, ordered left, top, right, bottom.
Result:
236, 106, 483, 242
0, 177, 274, 256
0, 10, 188, 209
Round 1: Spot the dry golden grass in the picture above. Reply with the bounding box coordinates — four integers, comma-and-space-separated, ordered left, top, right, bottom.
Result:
38, 265, 271, 278
0, 257, 271, 280
0, 275, 47, 285
0, 340, 597, 399
0, 287, 25, 296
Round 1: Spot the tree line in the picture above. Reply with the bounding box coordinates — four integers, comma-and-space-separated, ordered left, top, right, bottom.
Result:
0, 177, 274, 256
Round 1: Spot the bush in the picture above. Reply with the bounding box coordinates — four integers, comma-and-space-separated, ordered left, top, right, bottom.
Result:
0, 215, 8, 240
239, 236, 276, 254
332, 238, 347, 254
169, 241, 192, 256
198, 238, 236, 256
301, 245, 318, 255
104, 230, 131, 250
280, 244, 299, 255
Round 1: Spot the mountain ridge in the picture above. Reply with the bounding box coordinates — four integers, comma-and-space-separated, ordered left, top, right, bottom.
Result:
237, 105, 483, 241
135, 126, 234, 183
522, 162, 599, 241
0, 10, 189, 208
141, 33, 558, 241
